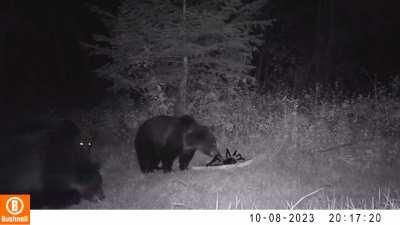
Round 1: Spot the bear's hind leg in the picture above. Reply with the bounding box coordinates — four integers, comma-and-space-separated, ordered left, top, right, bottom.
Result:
137, 145, 160, 173
138, 158, 160, 173
137, 158, 152, 173
149, 158, 161, 172
161, 158, 174, 173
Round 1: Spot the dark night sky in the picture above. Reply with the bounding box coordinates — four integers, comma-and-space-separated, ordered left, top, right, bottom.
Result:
1, 0, 399, 112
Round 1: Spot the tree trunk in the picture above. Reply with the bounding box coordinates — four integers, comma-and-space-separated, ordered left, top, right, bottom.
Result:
174, 0, 188, 116
176, 56, 188, 116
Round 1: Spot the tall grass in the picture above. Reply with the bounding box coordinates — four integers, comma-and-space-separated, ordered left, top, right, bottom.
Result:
73, 79, 400, 209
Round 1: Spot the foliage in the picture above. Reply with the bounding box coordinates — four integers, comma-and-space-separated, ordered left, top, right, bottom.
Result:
91, 0, 270, 109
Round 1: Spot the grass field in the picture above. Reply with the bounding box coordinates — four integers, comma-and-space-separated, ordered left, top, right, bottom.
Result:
70, 88, 400, 209
73, 143, 400, 209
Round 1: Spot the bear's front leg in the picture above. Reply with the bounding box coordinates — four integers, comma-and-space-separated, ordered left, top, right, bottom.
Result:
179, 150, 195, 170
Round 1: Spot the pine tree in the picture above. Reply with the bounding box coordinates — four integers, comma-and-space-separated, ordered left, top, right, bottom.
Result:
92, 0, 270, 114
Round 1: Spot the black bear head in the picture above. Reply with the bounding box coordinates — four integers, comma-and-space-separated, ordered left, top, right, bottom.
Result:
78, 138, 94, 158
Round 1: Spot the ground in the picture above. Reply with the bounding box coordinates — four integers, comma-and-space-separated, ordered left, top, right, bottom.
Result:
71, 143, 400, 209
68, 93, 400, 209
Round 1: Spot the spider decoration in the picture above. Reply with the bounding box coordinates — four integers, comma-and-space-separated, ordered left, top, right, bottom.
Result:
206, 148, 245, 167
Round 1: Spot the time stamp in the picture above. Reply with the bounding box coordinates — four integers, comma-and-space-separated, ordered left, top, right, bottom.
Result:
249, 212, 383, 224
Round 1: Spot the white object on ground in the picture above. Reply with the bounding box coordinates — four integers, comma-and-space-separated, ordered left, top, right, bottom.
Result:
191, 159, 254, 171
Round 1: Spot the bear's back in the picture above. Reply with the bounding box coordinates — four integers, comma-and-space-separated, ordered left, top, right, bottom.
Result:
136, 116, 182, 146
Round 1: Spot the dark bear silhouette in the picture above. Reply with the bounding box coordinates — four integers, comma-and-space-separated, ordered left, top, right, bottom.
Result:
0, 119, 104, 209
135, 115, 220, 173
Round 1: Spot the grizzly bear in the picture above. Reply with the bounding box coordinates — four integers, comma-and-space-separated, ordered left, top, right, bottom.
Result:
0, 119, 104, 209
135, 115, 220, 173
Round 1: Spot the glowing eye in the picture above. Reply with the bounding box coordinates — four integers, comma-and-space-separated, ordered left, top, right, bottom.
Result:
88, 142, 92, 146
79, 142, 84, 146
